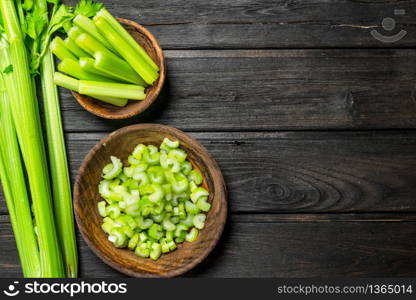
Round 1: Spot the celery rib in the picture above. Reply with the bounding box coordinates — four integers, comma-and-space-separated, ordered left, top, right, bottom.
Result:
95, 8, 159, 71
41, 49, 78, 278
54, 72, 127, 107
79, 80, 146, 100
0, 0, 64, 278
94, 16, 158, 85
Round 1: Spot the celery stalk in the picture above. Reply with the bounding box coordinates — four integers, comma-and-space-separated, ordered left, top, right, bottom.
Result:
73, 14, 117, 54
0, 66, 40, 278
40, 49, 78, 278
94, 51, 147, 85
54, 72, 128, 107
64, 37, 90, 58
50, 36, 78, 61
95, 8, 159, 71
75, 32, 140, 83
54, 72, 80, 91
58, 58, 115, 82
94, 16, 158, 85
0, 0, 64, 278
79, 80, 146, 100
68, 26, 85, 41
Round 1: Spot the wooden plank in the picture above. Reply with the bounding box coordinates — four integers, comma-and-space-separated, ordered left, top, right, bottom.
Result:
58, 49, 416, 132
1, 214, 415, 277
65, 0, 416, 49
2, 131, 416, 214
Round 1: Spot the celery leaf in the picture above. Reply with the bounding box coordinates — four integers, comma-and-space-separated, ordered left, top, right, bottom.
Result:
74, 0, 103, 17
3, 65, 13, 74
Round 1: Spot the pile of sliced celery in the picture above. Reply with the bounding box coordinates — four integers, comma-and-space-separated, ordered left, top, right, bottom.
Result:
52, 7, 159, 107
98, 138, 211, 260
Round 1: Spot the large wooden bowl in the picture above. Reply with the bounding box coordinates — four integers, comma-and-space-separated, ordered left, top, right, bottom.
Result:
73, 19, 165, 119
73, 124, 227, 277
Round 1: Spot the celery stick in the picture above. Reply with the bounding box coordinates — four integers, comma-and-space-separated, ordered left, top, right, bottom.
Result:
58, 58, 114, 82
95, 8, 159, 71
94, 51, 147, 85
54, 72, 79, 91
73, 14, 117, 54
0, 0, 64, 278
79, 57, 103, 75
50, 36, 77, 61
68, 26, 85, 41
79, 80, 146, 100
64, 37, 90, 58
54, 72, 128, 107
75, 32, 145, 84
94, 16, 158, 85
0, 64, 41, 278
40, 50, 78, 278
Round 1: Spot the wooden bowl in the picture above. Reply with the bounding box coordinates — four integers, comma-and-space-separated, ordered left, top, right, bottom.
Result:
73, 19, 165, 119
73, 124, 227, 277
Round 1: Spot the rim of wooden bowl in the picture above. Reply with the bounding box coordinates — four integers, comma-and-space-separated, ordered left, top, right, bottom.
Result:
72, 18, 166, 119
73, 124, 228, 277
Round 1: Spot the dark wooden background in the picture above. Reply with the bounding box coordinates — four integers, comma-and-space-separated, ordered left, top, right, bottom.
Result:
1, 0, 416, 277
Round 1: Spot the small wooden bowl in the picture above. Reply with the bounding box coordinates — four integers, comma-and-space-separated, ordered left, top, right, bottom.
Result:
73, 124, 227, 277
73, 19, 165, 119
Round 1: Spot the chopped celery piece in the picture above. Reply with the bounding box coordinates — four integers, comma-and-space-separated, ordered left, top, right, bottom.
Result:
148, 224, 163, 240
109, 228, 127, 248
135, 245, 150, 258
98, 201, 107, 217
186, 228, 199, 242
64, 37, 90, 58
102, 156, 122, 179
94, 16, 158, 85
190, 187, 209, 203
196, 198, 211, 212
50, 36, 78, 61
79, 80, 146, 100
185, 200, 200, 215
128, 233, 139, 250
188, 169, 203, 185
162, 217, 176, 232
193, 214, 206, 230
150, 243, 162, 260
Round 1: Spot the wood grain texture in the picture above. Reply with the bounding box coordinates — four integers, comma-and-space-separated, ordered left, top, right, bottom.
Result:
64, 0, 416, 49
58, 49, 416, 132
74, 125, 227, 277
2, 214, 416, 277
74, 19, 166, 119
2, 131, 415, 214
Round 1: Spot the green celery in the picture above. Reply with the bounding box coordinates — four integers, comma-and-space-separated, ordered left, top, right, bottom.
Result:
79, 80, 146, 100
73, 14, 117, 54
75, 32, 143, 84
0, 0, 64, 278
50, 37, 78, 61
58, 58, 114, 82
95, 8, 159, 71
64, 37, 90, 58
94, 16, 158, 85
0, 57, 40, 277
68, 26, 85, 41
40, 49, 78, 278
94, 51, 147, 85
54, 72, 128, 107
